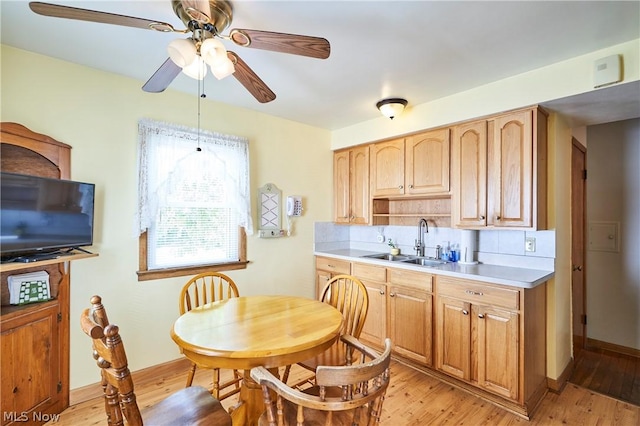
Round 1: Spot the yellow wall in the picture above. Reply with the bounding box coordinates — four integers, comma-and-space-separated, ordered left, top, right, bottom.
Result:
1, 45, 332, 389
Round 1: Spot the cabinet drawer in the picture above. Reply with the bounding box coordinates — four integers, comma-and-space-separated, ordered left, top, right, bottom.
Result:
352, 262, 387, 282
315, 257, 351, 275
437, 277, 519, 310
388, 268, 433, 292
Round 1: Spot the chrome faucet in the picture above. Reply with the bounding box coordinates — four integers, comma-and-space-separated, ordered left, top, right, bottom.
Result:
414, 218, 428, 257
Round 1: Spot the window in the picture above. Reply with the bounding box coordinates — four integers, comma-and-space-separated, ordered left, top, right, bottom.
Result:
136, 119, 252, 281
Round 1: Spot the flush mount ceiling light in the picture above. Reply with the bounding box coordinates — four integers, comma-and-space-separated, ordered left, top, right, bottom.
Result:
376, 98, 408, 120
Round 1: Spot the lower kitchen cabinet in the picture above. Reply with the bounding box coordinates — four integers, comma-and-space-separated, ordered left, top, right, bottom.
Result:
315, 256, 350, 299
436, 276, 547, 414
352, 262, 433, 365
314, 256, 547, 418
388, 269, 433, 365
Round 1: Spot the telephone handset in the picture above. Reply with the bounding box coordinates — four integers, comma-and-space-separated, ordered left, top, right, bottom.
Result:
286, 196, 303, 217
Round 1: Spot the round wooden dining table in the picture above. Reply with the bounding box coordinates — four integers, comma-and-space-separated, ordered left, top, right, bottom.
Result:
170, 295, 343, 426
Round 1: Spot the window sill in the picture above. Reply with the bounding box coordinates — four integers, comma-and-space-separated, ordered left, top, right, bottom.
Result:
136, 260, 249, 282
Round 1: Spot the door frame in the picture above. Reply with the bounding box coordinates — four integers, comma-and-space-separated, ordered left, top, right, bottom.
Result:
571, 138, 587, 355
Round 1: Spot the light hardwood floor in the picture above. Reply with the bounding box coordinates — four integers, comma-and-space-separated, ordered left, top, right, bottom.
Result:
48, 359, 640, 425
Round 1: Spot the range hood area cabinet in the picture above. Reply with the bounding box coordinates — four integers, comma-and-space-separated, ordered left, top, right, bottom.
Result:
333, 145, 370, 224
451, 106, 548, 230
370, 128, 451, 197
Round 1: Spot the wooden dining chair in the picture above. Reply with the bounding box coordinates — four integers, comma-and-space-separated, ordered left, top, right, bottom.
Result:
179, 271, 243, 400
282, 274, 369, 386
252, 335, 392, 425
80, 295, 231, 426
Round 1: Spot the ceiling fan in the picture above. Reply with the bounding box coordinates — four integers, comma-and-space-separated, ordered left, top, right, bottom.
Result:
28, 1, 331, 103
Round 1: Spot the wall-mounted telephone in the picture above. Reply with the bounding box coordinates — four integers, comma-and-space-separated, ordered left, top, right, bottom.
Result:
286, 196, 303, 217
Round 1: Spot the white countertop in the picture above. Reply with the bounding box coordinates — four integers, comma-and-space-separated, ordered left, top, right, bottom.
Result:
314, 249, 554, 289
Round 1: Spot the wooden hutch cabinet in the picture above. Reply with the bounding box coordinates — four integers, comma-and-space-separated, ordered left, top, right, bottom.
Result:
333, 145, 370, 224
0, 123, 96, 425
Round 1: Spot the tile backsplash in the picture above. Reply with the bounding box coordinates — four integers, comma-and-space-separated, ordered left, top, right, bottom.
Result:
314, 222, 555, 271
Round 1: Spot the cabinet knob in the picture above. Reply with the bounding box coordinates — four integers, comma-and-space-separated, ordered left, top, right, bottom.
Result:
496, 215, 501, 220
462, 309, 469, 315
478, 314, 485, 319
398, 185, 404, 189
480, 215, 485, 220
409, 184, 414, 189
379, 290, 385, 295
13, 386, 18, 393
572, 265, 583, 271
389, 292, 396, 297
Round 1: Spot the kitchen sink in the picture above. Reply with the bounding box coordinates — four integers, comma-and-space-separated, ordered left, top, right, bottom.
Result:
401, 257, 447, 267
361, 253, 412, 262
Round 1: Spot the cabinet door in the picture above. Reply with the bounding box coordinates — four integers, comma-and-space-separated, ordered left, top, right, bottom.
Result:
350, 146, 370, 224
436, 296, 470, 380
473, 304, 519, 400
1, 304, 61, 425
316, 270, 333, 299
488, 110, 533, 227
452, 120, 487, 228
405, 129, 450, 195
359, 280, 387, 348
370, 139, 405, 197
389, 285, 432, 365
333, 150, 350, 224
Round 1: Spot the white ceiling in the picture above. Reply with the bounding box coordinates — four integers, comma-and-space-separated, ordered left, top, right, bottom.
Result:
2, 1, 639, 130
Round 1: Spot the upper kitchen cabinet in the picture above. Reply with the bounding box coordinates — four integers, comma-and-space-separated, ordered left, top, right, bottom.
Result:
370, 129, 451, 198
334, 145, 370, 224
370, 138, 405, 197
452, 107, 547, 230
405, 128, 450, 195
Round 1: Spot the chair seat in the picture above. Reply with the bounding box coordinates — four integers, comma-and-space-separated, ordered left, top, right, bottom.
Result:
141, 386, 231, 426
257, 397, 367, 426
297, 341, 347, 372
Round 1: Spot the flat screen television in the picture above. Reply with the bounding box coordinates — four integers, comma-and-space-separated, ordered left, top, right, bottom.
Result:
1, 172, 95, 262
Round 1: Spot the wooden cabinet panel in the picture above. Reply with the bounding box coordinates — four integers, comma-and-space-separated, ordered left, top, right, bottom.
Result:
387, 268, 432, 292
333, 146, 369, 224
452, 107, 547, 230
389, 284, 432, 365
488, 110, 533, 227
359, 280, 387, 348
405, 129, 450, 195
436, 295, 470, 380
315, 257, 350, 275
370, 139, 405, 197
352, 262, 386, 283
437, 277, 519, 310
452, 120, 487, 227
473, 304, 519, 399
1, 303, 61, 426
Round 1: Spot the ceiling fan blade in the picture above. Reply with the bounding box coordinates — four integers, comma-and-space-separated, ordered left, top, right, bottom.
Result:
142, 58, 182, 93
230, 29, 330, 59
227, 52, 276, 103
29, 2, 180, 32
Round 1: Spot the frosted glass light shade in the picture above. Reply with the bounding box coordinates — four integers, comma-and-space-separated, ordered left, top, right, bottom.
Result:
182, 56, 207, 80
200, 38, 227, 66
376, 98, 408, 119
211, 56, 235, 80
167, 38, 197, 68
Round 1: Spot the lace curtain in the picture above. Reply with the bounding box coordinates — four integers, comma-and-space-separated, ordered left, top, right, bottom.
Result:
136, 118, 253, 237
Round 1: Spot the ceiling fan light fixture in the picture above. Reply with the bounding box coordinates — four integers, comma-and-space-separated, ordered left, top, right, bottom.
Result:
182, 56, 208, 80
211, 56, 235, 80
376, 98, 408, 119
167, 38, 197, 68
200, 38, 227, 66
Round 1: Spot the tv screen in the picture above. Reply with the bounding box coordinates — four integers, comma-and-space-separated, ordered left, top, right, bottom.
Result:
1, 172, 95, 260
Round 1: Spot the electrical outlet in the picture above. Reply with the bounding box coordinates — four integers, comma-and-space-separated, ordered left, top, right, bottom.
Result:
525, 237, 536, 252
